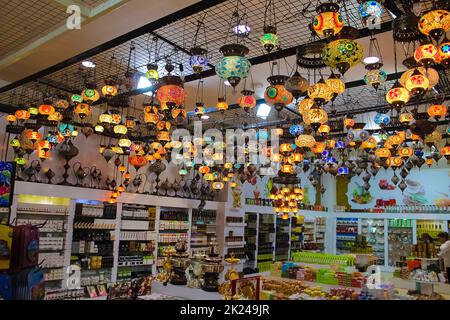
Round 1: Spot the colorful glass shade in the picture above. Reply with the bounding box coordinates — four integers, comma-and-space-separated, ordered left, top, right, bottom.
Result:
418, 9, 450, 40
280, 143, 293, 155
344, 118, 355, 128
113, 124, 127, 135
38, 140, 51, 151
144, 110, 160, 125
399, 112, 415, 124
14, 110, 30, 120
237, 93, 257, 110
264, 84, 293, 109
74, 103, 92, 119
260, 30, 279, 53
322, 39, 363, 74
364, 68, 387, 90
286, 71, 308, 99
439, 40, 450, 66
375, 147, 391, 159
313, 11, 344, 38
414, 44, 440, 67
128, 155, 148, 169
145, 68, 159, 81
157, 84, 187, 109
297, 98, 314, 115
281, 164, 294, 174
325, 74, 346, 96
38, 104, 55, 116
304, 108, 328, 130
295, 134, 316, 149
81, 89, 100, 103
190, 47, 209, 74
95, 125, 104, 133
311, 141, 326, 154
99, 113, 113, 124
398, 146, 414, 158
289, 124, 304, 136
212, 181, 225, 190
5, 115, 15, 124
441, 144, 450, 158
71, 94, 83, 104
9, 137, 21, 148
307, 81, 333, 105
427, 104, 447, 118
374, 113, 391, 126
216, 98, 229, 112
157, 130, 170, 142
118, 138, 132, 148
48, 111, 63, 122
347, 129, 370, 142
194, 106, 205, 118
386, 156, 403, 167
360, 136, 377, 149
216, 56, 251, 87
25, 129, 42, 143
318, 124, 331, 135
400, 67, 439, 89
386, 83, 410, 109
405, 69, 430, 95
101, 85, 118, 97
56, 98, 69, 110
171, 108, 186, 119
360, 1, 383, 18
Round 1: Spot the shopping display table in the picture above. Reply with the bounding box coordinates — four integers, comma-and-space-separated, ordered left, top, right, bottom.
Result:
151, 281, 222, 300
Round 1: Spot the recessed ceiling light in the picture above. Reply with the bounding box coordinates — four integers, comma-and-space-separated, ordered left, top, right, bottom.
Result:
256, 103, 271, 119
81, 61, 96, 68
224, 80, 231, 86
201, 114, 210, 120
233, 24, 251, 36
363, 56, 380, 64
137, 76, 153, 96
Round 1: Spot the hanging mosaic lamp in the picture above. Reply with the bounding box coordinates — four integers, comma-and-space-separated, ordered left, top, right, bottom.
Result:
216, 44, 251, 88
374, 112, 390, 126
364, 66, 387, 90
285, 71, 308, 100
260, 26, 279, 53
101, 79, 118, 98
414, 43, 440, 67
237, 90, 257, 112
322, 38, 363, 75
146, 63, 159, 81
359, 1, 383, 19
400, 66, 439, 89
81, 85, 100, 104
386, 81, 410, 109
427, 104, 447, 119
216, 97, 229, 113
295, 134, 316, 150
190, 47, 209, 74
307, 79, 333, 106
405, 68, 430, 95
325, 72, 345, 99
264, 75, 293, 112
439, 38, 450, 67
71, 94, 83, 104
56, 96, 70, 110
296, 97, 314, 115
156, 74, 187, 110
38, 101, 55, 116
418, 7, 450, 42
74, 103, 92, 120
313, 2, 344, 38
304, 107, 329, 131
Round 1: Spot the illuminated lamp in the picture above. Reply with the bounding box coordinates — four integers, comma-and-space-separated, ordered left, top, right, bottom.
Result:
418, 9, 450, 42
118, 138, 132, 148
386, 81, 410, 109
304, 107, 328, 131
222, 176, 230, 182
400, 67, 439, 89
281, 164, 294, 174
157, 77, 187, 109
28, 106, 38, 117
15, 110, 30, 121
74, 103, 92, 120
375, 147, 391, 160
204, 173, 215, 181
118, 165, 127, 173
190, 47, 209, 74
71, 94, 83, 104
260, 26, 279, 53
322, 39, 363, 75
48, 112, 63, 122
307, 79, 333, 106
146, 63, 159, 81
113, 125, 127, 135
386, 156, 403, 168
6, 114, 16, 124
56, 97, 70, 110
427, 104, 447, 119
194, 103, 205, 118
216, 98, 229, 113
9, 137, 21, 149
26, 129, 41, 143
117, 185, 125, 193
360, 136, 377, 149
128, 155, 148, 170
289, 152, 303, 164
125, 116, 136, 129
318, 124, 331, 135
144, 110, 160, 125
289, 124, 304, 136
95, 125, 104, 133
101, 80, 118, 97
439, 39, 450, 67
313, 2, 344, 38
199, 166, 210, 174
157, 131, 170, 142
426, 157, 434, 167
360, 1, 383, 18
216, 44, 251, 88
237, 90, 257, 111
37, 148, 49, 161
38, 103, 55, 116
264, 75, 293, 112
326, 139, 336, 149
274, 128, 284, 136
325, 73, 346, 99
295, 134, 316, 149
81, 88, 100, 104
15, 157, 26, 167
111, 112, 122, 125
441, 142, 450, 160
270, 153, 283, 162
286, 71, 308, 99
38, 140, 51, 152
108, 198, 117, 204
398, 146, 414, 159
338, 166, 349, 175
399, 112, 415, 125
344, 117, 355, 129
230, 181, 237, 188
280, 143, 293, 155
404, 68, 429, 95
178, 165, 188, 176
414, 43, 440, 67
98, 113, 112, 125
212, 181, 225, 190
364, 67, 387, 90
374, 113, 391, 126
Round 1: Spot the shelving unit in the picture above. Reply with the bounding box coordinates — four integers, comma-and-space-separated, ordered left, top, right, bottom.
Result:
117, 204, 156, 281
14, 195, 70, 292
70, 202, 117, 288
243, 212, 257, 273
290, 215, 303, 256
275, 217, 290, 261
361, 219, 385, 265
190, 209, 217, 256
336, 218, 358, 254
257, 213, 275, 272
387, 219, 413, 268
156, 207, 190, 269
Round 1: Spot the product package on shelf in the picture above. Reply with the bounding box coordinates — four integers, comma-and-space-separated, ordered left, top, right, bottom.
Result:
70, 202, 117, 286
118, 204, 156, 281
290, 215, 303, 256
387, 219, 413, 268
14, 197, 70, 292
190, 209, 217, 256
244, 212, 257, 273
361, 219, 385, 265
336, 218, 358, 254
257, 214, 275, 272
275, 217, 289, 261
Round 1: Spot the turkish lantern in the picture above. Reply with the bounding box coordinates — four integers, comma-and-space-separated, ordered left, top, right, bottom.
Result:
427, 104, 447, 119
414, 43, 440, 67
386, 81, 410, 109
313, 2, 344, 38
238, 90, 257, 111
